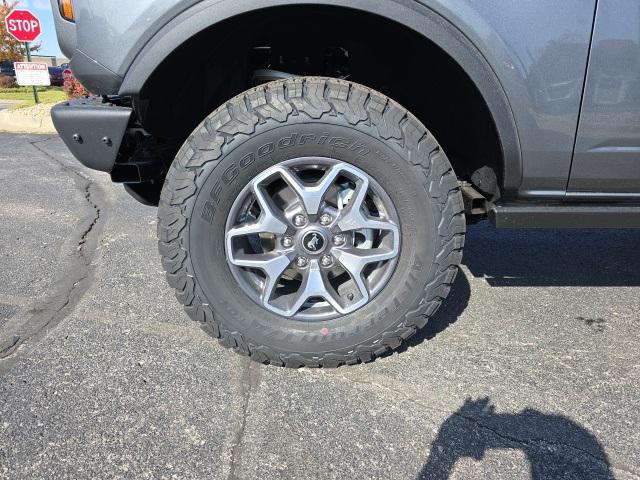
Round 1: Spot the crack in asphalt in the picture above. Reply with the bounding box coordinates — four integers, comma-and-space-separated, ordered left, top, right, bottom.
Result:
0, 137, 106, 371
227, 359, 262, 480
317, 370, 639, 478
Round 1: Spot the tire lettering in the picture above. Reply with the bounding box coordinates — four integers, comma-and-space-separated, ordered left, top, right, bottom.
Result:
348, 141, 370, 155
222, 165, 239, 184
239, 152, 255, 168
277, 133, 298, 148
202, 134, 372, 224
328, 137, 350, 149
412, 257, 424, 271
298, 134, 316, 145
201, 201, 216, 224
257, 142, 275, 157
209, 181, 222, 203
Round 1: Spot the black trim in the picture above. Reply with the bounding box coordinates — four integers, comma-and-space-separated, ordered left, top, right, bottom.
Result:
490, 203, 640, 229
123, 183, 161, 206
565, 0, 600, 192
51, 97, 132, 173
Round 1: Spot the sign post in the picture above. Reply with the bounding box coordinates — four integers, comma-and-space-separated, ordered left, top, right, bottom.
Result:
4, 9, 43, 104
23, 43, 39, 104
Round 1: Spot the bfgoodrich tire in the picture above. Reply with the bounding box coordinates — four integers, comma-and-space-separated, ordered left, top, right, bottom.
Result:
158, 77, 465, 367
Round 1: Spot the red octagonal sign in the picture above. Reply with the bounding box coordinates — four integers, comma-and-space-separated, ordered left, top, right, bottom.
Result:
5, 9, 41, 43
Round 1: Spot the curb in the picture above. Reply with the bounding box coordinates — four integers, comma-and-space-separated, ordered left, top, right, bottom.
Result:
0, 106, 57, 134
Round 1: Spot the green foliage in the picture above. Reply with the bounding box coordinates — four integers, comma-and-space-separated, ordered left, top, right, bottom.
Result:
0, 86, 66, 105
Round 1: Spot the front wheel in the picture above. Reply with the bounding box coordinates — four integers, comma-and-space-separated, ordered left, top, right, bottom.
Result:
158, 77, 465, 367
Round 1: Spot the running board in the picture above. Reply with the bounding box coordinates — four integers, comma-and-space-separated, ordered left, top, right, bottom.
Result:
489, 203, 640, 228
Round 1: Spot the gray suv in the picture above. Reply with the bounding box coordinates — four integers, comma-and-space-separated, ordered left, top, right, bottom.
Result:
50, 0, 640, 366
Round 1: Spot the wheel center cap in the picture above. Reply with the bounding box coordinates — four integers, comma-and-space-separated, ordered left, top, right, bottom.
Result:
301, 231, 326, 254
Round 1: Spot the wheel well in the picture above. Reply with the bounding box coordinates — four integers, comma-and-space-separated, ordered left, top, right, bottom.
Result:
134, 5, 503, 202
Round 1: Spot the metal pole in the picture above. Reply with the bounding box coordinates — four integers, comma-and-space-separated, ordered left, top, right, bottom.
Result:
24, 42, 40, 104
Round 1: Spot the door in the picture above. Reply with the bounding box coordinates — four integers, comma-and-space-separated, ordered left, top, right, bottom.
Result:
568, 0, 640, 195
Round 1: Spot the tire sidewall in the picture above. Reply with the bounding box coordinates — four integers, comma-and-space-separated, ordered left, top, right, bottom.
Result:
187, 114, 439, 355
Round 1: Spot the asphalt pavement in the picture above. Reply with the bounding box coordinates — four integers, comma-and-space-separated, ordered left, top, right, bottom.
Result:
0, 133, 639, 479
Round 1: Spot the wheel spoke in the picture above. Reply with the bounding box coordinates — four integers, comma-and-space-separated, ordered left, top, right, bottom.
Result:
333, 246, 399, 301
228, 252, 294, 305
336, 175, 369, 231
336, 177, 400, 247
281, 260, 345, 316
226, 183, 289, 242
275, 163, 343, 215
225, 178, 292, 306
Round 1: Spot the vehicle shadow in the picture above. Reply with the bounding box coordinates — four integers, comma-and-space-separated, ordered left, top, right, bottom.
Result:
396, 221, 639, 351
417, 397, 616, 479
463, 221, 640, 287
395, 270, 471, 353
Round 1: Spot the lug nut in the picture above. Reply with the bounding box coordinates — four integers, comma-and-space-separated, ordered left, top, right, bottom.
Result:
332, 233, 346, 246
320, 255, 333, 267
319, 213, 333, 226
293, 214, 307, 227
281, 236, 294, 248
296, 256, 309, 268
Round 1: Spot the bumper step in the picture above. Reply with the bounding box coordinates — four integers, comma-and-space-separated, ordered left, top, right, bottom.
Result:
51, 97, 132, 173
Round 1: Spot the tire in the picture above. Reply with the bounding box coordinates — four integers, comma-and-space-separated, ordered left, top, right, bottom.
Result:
158, 77, 465, 367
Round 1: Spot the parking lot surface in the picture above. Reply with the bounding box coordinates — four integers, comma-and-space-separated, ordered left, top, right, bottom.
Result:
0, 133, 639, 479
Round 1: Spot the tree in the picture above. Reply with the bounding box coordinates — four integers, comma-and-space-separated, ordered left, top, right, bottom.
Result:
1, 1, 40, 62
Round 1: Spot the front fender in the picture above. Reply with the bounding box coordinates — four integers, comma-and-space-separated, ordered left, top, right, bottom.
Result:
76, 0, 594, 196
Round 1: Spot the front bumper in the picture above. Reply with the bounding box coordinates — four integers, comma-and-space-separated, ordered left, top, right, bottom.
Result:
51, 97, 132, 173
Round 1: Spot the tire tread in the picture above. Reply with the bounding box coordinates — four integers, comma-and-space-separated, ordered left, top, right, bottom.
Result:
157, 77, 465, 367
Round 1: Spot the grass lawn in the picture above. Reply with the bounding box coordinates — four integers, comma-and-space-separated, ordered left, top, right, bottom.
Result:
0, 86, 67, 107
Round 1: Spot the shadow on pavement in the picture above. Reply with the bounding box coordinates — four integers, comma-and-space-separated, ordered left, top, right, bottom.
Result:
417, 397, 615, 479
396, 270, 471, 353
463, 221, 640, 287
396, 221, 640, 351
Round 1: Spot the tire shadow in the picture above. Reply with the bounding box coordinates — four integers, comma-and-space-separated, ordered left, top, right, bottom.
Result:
417, 397, 616, 479
396, 270, 471, 353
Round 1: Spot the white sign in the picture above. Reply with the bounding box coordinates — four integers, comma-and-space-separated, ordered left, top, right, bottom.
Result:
14, 62, 50, 86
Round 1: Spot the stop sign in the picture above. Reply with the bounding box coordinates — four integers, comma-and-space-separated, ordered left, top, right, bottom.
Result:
4, 10, 41, 43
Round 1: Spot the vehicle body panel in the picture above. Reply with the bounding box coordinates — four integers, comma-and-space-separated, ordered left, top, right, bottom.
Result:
52, 0, 640, 199
569, 0, 640, 194
418, 0, 596, 197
